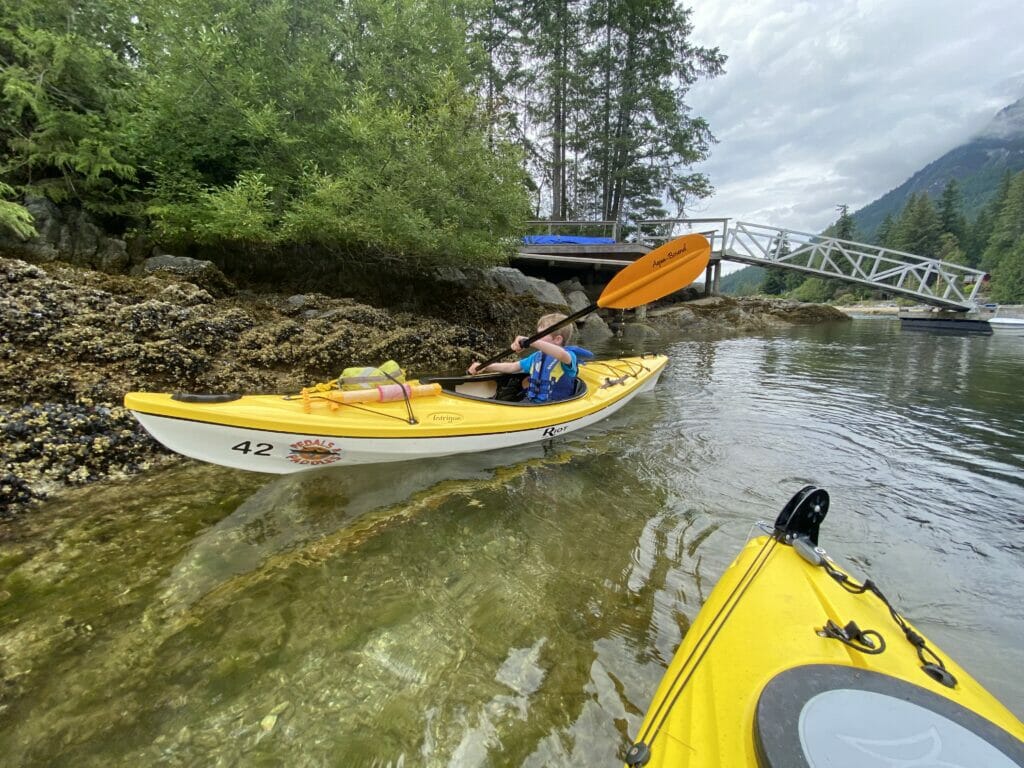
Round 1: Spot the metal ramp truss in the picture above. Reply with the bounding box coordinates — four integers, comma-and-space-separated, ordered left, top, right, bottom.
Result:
725, 222, 986, 310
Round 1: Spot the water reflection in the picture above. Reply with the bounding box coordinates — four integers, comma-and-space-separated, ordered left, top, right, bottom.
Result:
154, 445, 558, 616
1, 318, 1022, 766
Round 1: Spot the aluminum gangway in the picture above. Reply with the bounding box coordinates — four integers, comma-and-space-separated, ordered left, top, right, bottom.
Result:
638, 219, 988, 311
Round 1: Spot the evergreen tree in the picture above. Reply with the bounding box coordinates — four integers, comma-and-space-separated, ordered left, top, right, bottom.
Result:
980, 171, 1024, 274
0, 0, 138, 212
516, 0, 584, 220
892, 193, 942, 258
831, 204, 858, 241
968, 171, 1013, 264
761, 233, 795, 294
875, 213, 896, 248
990, 239, 1024, 302
581, 0, 725, 225
979, 170, 1024, 301
762, 268, 788, 295
469, 0, 528, 151
936, 232, 968, 266
938, 179, 968, 248
817, 204, 861, 299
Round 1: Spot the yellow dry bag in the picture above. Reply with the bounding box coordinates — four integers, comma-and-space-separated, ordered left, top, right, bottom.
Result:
338, 360, 406, 390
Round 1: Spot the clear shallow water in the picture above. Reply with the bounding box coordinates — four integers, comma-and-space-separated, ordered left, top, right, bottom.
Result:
2, 318, 1023, 766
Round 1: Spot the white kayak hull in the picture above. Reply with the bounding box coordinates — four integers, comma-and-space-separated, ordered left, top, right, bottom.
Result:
128, 358, 666, 473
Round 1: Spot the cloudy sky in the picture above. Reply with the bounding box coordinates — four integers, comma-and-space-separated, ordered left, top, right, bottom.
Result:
684, 0, 1024, 236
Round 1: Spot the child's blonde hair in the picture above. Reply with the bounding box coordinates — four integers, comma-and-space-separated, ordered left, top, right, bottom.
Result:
538, 313, 575, 344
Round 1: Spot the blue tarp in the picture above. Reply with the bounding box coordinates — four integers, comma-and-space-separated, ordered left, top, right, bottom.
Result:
523, 235, 616, 245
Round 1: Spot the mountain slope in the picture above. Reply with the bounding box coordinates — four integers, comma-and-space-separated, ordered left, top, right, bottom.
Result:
852, 97, 1024, 239
720, 265, 764, 295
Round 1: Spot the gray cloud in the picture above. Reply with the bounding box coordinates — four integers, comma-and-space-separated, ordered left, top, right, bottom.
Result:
686, 0, 1024, 234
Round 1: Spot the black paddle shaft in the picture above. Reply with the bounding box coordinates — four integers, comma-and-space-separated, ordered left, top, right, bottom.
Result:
473, 303, 595, 370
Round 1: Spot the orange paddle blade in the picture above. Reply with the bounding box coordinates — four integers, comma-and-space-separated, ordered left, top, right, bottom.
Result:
597, 234, 711, 309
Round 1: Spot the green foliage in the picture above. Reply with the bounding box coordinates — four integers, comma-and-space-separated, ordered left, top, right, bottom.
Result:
1, 0, 720, 270
990, 239, 1024, 303
0, 181, 36, 238
1, 0, 530, 267
762, 268, 788, 295
719, 265, 764, 296
475, 0, 724, 226
981, 170, 1024, 302
938, 179, 968, 247
981, 172, 1024, 272
791, 277, 832, 304
276, 82, 529, 264
0, 0, 138, 208
936, 232, 967, 266
831, 292, 860, 306
829, 204, 858, 241
875, 213, 896, 248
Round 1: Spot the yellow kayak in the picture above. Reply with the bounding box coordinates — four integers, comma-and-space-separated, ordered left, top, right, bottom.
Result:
627, 486, 1024, 767
124, 355, 667, 472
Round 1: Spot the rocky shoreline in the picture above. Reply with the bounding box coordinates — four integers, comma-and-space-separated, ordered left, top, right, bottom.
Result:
1, 254, 847, 522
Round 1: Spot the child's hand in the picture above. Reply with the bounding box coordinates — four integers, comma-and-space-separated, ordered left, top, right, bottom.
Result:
511, 335, 529, 352
468, 362, 482, 375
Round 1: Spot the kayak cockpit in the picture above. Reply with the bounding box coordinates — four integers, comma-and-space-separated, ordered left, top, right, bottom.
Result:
420, 372, 588, 405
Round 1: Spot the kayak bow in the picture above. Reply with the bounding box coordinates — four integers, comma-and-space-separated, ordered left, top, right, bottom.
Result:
627, 486, 1024, 767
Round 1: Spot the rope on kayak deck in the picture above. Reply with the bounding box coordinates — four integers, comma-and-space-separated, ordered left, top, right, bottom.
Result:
289, 370, 421, 424
625, 535, 780, 767
814, 552, 958, 688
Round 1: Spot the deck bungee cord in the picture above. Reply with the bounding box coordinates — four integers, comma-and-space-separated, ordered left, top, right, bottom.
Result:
624, 486, 1024, 768
794, 531, 956, 686
290, 366, 432, 423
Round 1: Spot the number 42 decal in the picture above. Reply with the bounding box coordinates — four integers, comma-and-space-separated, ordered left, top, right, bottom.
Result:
232, 440, 273, 456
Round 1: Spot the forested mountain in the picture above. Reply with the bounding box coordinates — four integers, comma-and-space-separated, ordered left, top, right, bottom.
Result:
719, 266, 764, 296
851, 97, 1024, 240
722, 100, 1024, 303
0, 0, 724, 269
724, 168, 1024, 303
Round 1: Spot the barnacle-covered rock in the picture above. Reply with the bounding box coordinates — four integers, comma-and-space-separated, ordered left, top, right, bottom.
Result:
647, 295, 849, 332
1, 253, 850, 523
0, 256, 534, 520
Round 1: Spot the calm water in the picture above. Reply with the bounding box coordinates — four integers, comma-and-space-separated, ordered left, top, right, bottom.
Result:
2, 318, 1023, 766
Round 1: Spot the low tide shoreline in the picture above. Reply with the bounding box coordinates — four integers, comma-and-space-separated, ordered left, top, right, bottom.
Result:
1, 256, 848, 523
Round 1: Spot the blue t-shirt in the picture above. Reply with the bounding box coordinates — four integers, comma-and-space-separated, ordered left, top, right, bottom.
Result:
518, 349, 579, 402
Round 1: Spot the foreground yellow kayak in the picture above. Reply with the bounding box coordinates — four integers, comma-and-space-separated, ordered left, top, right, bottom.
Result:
627, 486, 1024, 767
125, 355, 667, 472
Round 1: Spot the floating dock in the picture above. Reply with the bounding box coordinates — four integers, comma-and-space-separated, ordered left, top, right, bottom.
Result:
898, 308, 993, 334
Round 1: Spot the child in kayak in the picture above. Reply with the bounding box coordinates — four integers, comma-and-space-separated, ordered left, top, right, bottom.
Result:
468, 313, 587, 403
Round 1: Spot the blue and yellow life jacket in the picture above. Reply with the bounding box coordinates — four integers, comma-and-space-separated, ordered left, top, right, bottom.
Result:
524, 346, 593, 403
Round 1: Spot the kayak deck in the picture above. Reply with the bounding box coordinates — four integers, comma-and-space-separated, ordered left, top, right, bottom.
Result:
629, 487, 1024, 767
124, 355, 668, 471
125, 356, 667, 438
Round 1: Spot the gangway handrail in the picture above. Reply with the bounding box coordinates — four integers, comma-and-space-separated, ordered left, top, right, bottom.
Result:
518, 217, 987, 310
726, 221, 986, 310
525, 219, 620, 242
